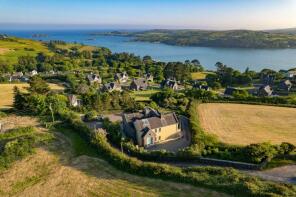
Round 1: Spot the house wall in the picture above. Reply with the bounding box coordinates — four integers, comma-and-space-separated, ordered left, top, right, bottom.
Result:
155, 123, 181, 142
136, 123, 181, 146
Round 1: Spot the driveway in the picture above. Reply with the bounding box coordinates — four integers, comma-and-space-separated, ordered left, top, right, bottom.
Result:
104, 113, 122, 122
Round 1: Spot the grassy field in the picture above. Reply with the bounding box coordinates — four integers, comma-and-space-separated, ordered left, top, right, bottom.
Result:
0, 83, 65, 108
198, 103, 296, 145
0, 116, 227, 197
191, 72, 214, 80
131, 89, 160, 101
0, 37, 52, 65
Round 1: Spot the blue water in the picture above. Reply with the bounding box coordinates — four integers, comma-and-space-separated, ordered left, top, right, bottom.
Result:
1, 29, 296, 71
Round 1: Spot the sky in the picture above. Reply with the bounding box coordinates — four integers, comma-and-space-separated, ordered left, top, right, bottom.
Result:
0, 0, 296, 30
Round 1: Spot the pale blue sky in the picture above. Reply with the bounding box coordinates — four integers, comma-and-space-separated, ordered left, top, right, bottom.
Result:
0, 0, 296, 30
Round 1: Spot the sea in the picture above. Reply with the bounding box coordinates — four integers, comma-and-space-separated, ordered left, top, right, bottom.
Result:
1, 29, 296, 71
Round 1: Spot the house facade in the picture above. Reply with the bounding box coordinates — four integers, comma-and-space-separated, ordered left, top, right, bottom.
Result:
122, 108, 181, 147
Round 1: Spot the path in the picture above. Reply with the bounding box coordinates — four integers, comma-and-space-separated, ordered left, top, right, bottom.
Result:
246, 165, 296, 184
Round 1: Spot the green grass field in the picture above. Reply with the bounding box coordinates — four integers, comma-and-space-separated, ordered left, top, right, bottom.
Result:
0, 37, 52, 65
131, 89, 160, 101
191, 72, 214, 80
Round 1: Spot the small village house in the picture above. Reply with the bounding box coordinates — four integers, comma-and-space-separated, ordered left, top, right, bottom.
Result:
114, 72, 129, 83
161, 79, 178, 90
258, 85, 273, 97
87, 73, 102, 84
144, 73, 154, 82
122, 108, 181, 147
68, 95, 82, 107
278, 80, 292, 92
130, 78, 148, 91
103, 82, 122, 92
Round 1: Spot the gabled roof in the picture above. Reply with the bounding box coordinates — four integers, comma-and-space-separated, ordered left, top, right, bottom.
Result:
132, 111, 179, 133
161, 79, 178, 88
87, 74, 101, 82
131, 78, 148, 87
104, 82, 120, 90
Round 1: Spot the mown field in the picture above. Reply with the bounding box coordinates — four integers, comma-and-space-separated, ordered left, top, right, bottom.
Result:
131, 89, 160, 101
0, 37, 52, 65
198, 103, 296, 145
191, 72, 213, 80
0, 83, 64, 108
0, 115, 227, 197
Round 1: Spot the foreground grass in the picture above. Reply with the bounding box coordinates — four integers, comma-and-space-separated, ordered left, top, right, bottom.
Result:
198, 103, 296, 145
0, 121, 228, 196
0, 83, 64, 108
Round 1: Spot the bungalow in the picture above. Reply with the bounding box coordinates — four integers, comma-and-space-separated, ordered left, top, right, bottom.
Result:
278, 80, 292, 92
87, 73, 102, 84
68, 95, 82, 107
122, 108, 181, 147
161, 79, 178, 90
130, 78, 148, 91
258, 85, 273, 97
114, 72, 129, 83
103, 82, 122, 92
144, 73, 154, 82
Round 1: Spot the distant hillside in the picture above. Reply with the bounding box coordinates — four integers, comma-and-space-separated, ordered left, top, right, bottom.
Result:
267, 28, 296, 35
97, 29, 296, 49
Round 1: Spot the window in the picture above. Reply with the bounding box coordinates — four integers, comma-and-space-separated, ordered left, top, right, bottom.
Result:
159, 128, 161, 132
159, 136, 161, 141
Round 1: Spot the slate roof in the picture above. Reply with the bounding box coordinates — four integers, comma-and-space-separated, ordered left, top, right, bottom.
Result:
133, 113, 178, 133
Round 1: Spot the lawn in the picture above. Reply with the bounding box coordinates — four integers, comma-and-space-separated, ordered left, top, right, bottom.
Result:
0, 83, 65, 108
197, 103, 296, 145
131, 89, 160, 101
0, 37, 52, 65
191, 72, 214, 80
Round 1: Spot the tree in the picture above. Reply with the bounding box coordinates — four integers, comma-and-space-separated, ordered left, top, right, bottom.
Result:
28, 76, 50, 94
13, 87, 26, 110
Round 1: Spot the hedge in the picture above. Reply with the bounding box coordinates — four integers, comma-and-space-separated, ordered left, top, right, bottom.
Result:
60, 114, 296, 197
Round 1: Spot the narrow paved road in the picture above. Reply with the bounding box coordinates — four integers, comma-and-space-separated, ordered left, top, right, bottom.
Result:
245, 165, 296, 184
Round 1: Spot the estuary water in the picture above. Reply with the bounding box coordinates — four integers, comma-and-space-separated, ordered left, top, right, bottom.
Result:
1, 29, 296, 71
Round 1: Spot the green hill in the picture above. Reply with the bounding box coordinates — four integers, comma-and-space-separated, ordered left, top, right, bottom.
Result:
99, 29, 296, 49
